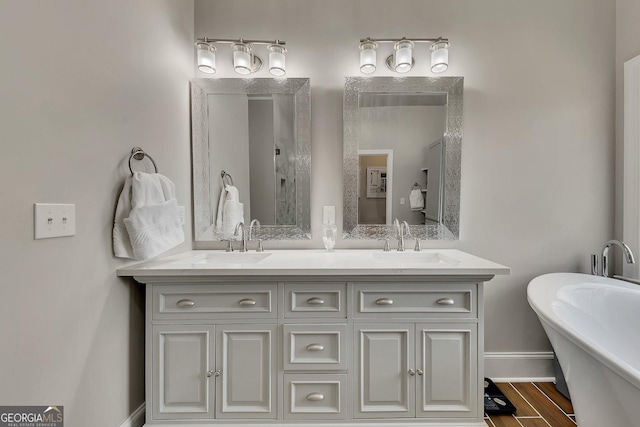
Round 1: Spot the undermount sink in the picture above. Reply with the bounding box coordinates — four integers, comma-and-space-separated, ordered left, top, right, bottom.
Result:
371, 251, 460, 265
191, 252, 272, 265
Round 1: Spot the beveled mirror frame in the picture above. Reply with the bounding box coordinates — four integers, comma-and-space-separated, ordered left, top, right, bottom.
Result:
191, 78, 311, 242
343, 76, 463, 240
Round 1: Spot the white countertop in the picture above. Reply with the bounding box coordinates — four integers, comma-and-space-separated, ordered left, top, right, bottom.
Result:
117, 249, 510, 277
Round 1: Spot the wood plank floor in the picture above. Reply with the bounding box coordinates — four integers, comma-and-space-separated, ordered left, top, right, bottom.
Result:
485, 382, 576, 427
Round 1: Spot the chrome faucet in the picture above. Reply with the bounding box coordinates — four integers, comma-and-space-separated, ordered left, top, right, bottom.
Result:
234, 222, 248, 252
601, 239, 635, 277
394, 219, 411, 251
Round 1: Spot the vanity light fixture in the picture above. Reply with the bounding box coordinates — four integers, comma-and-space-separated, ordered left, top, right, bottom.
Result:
359, 37, 450, 74
359, 39, 378, 74
196, 41, 216, 74
195, 37, 287, 76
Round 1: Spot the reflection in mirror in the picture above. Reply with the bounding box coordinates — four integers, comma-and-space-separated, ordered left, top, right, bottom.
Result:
191, 78, 311, 242
343, 77, 463, 240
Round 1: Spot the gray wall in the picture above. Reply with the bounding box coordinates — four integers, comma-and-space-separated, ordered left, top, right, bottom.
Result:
616, 0, 640, 261
0, 1, 193, 426
195, 0, 616, 375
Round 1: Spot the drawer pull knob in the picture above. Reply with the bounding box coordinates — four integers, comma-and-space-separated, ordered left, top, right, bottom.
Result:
408, 369, 416, 376
176, 299, 195, 308
436, 298, 455, 305
417, 368, 424, 376
239, 298, 257, 306
307, 297, 325, 305
306, 344, 325, 352
307, 393, 325, 401
375, 298, 394, 305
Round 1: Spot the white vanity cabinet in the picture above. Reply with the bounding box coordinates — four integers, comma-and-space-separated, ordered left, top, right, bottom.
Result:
139, 277, 486, 427
119, 249, 509, 427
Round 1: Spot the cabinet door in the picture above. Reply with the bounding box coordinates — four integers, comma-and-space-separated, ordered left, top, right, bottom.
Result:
152, 325, 215, 420
354, 324, 415, 418
416, 323, 478, 418
216, 324, 277, 419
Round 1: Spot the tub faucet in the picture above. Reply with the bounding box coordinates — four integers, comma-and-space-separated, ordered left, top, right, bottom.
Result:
234, 222, 248, 252
601, 239, 635, 277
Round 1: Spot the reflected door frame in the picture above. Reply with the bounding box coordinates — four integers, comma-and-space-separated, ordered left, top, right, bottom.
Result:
359, 149, 393, 225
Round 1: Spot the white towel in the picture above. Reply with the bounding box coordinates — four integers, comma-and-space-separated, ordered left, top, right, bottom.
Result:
113, 175, 134, 258
215, 184, 244, 236
409, 188, 424, 211
113, 172, 184, 261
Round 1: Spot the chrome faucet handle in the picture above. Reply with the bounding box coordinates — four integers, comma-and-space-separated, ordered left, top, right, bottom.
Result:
414, 239, 422, 252
256, 239, 264, 252
591, 254, 598, 276
382, 239, 390, 252
225, 240, 234, 252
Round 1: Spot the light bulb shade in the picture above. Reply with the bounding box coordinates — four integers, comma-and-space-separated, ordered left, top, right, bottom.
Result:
268, 44, 286, 76
394, 39, 414, 73
359, 40, 378, 74
430, 41, 449, 73
196, 42, 216, 74
233, 43, 253, 75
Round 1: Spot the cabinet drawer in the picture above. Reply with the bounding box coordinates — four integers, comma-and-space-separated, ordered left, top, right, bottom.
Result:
153, 284, 277, 320
284, 283, 346, 318
284, 374, 347, 420
355, 283, 476, 319
283, 324, 347, 371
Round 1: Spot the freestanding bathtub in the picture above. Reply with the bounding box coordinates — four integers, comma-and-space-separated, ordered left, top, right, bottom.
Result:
528, 273, 640, 427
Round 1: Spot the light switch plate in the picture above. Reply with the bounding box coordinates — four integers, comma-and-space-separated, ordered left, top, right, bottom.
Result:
323, 205, 336, 225
34, 203, 76, 239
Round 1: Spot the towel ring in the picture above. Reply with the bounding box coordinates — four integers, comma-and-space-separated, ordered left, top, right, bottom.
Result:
221, 170, 234, 186
413, 182, 420, 188
129, 147, 158, 175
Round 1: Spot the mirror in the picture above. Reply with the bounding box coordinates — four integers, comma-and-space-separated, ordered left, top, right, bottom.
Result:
343, 77, 463, 240
191, 78, 311, 242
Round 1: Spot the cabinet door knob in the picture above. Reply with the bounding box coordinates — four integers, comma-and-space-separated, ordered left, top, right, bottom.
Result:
307, 297, 325, 305
206, 369, 221, 378
408, 369, 416, 376
307, 393, 325, 401
176, 299, 195, 308
238, 298, 257, 306
417, 368, 424, 376
436, 298, 455, 305
306, 343, 325, 352
375, 298, 394, 305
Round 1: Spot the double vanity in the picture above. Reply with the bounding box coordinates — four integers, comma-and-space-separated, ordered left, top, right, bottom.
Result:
118, 249, 508, 427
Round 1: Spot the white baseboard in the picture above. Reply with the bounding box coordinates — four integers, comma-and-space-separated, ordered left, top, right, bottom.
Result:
120, 403, 145, 427
484, 351, 555, 382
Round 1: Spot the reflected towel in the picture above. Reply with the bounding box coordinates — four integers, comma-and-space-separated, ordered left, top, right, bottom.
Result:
222, 200, 245, 239
409, 188, 424, 211
216, 184, 241, 227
